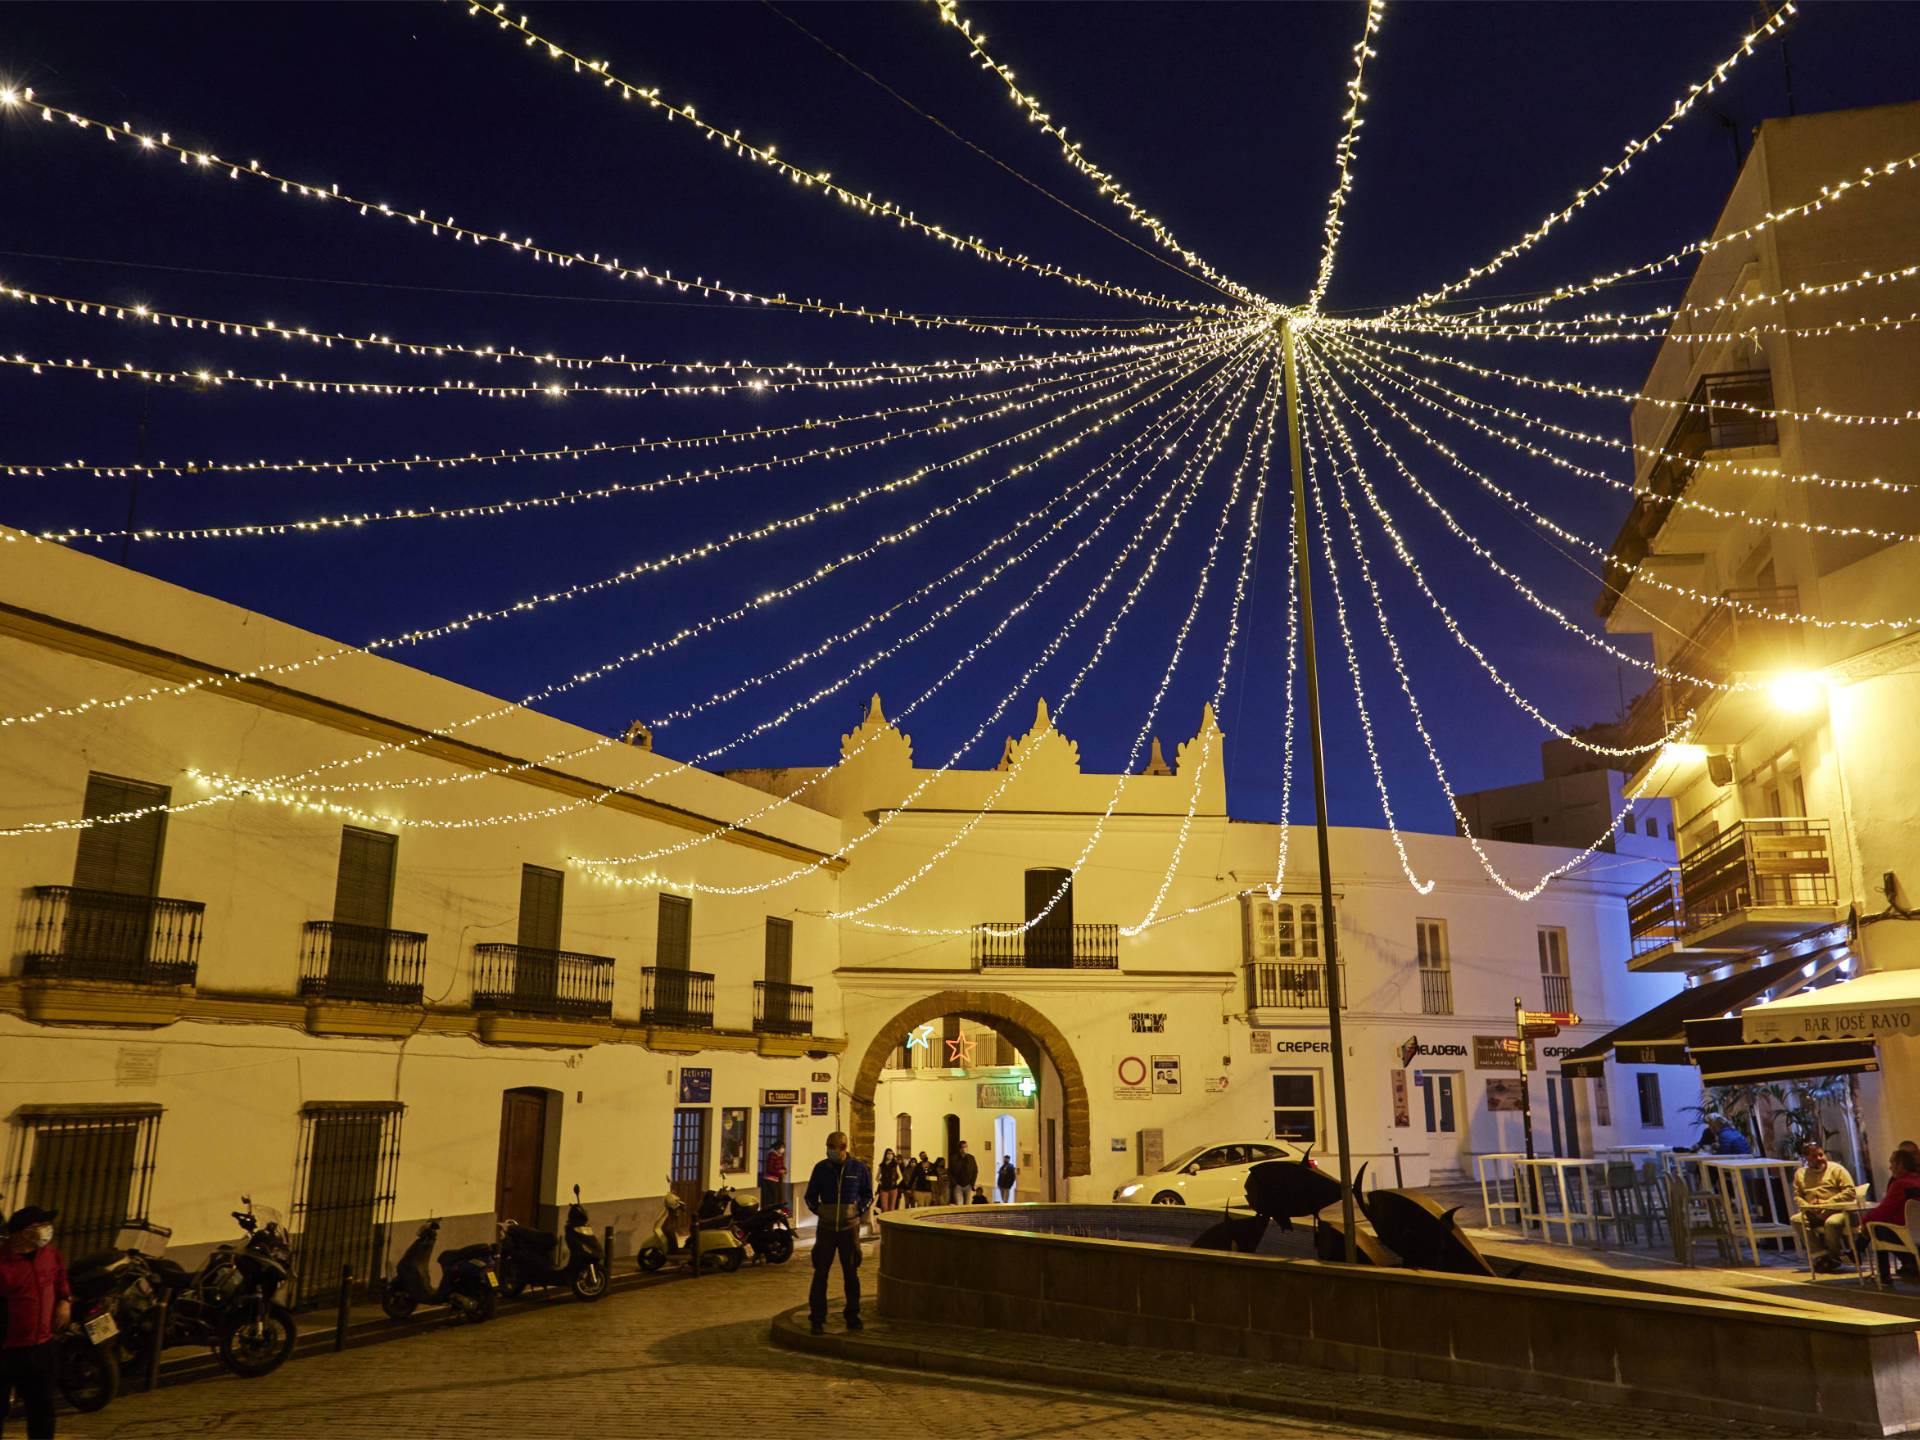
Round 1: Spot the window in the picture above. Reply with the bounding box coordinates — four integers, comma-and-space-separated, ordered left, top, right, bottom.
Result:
1537, 927, 1570, 1013
993, 1031, 1018, 1066
1416, 920, 1452, 1015
333, 827, 397, 930
763, 917, 793, 986
1243, 898, 1333, 964
895, 1113, 912, 1156
74, 773, 169, 897
290, 1102, 402, 1306
655, 894, 692, 969
1619, 814, 1633, 839
318, 828, 407, 1002
55, 774, 184, 984
1636, 1073, 1663, 1127
1272, 1073, 1320, 1144
10, 1105, 162, 1261
1643, 817, 1659, 838
1493, 821, 1534, 845
1023, 868, 1073, 967
517, 865, 564, 951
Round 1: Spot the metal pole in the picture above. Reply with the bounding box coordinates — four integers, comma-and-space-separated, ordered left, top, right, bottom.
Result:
145, 1295, 168, 1392
1281, 316, 1357, 1263
334, 1264, 353, 1351
1516, 996, 1541, 1228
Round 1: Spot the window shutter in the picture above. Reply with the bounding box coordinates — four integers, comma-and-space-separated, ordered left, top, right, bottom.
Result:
763, 917, 793, 985
73, 774, 170, 896
333, 827, 397, 929
1024, 867, 1073, 967
518, 865, 565, 951
656, 895, 691, 969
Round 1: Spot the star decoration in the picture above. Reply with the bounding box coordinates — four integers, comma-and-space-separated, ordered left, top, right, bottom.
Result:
905, 1023, 935, 1051
946, 1031, 977, 1066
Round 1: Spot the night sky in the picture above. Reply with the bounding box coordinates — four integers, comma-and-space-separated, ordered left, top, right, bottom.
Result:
3, 3, 1917, 843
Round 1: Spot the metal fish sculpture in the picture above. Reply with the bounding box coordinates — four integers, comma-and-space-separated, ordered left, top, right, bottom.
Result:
1313, 1216, 1390, 1265
1190, 1211, 1269, 1253
1243, 1150, 1368, 1232
1357, 1187, 1495, 1276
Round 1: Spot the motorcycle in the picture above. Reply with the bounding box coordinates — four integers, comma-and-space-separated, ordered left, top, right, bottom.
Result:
495, 1185, 608, 1302
65, 1200, 297, 1381
380, 1218, 499, 1323
52, 1308, 121, 1414
635, 1190, 746, 1273
698, 1186, 793, 1265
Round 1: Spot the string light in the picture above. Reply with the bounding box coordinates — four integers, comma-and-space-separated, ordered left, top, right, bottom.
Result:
457, 6, 1223, 315
1362, 308, 1920, 347
20, 90, 1210, 336
1305, 0, 1386, 313
926, 0, 1262, 308
1380, 3, 1795, 318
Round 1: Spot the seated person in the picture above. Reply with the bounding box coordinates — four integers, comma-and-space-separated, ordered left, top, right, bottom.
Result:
1680, 1113, 1752, 1155
1862, 1148, 1920, 1282
1793, 1143, 1858, 1272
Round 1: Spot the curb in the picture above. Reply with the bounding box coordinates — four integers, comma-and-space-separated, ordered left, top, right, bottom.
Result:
766, 1308, 1561, 1440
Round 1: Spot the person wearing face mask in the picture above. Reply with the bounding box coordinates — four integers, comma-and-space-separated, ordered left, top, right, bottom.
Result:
0, 1206, 69, 1439
802, 1132, 872, 1336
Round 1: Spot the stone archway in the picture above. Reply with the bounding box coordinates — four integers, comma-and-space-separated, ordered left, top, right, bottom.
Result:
848, 990, 1090, 1180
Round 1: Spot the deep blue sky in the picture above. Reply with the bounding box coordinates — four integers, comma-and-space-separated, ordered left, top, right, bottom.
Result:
3, 3, 1916, 835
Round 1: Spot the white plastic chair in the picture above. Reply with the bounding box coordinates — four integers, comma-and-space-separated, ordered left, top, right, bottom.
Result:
1862, 1197, 1920, 1289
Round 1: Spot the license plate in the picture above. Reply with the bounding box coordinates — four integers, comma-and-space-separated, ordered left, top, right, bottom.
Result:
485, 1270, 498, 1287
84, 1312, 119, 1345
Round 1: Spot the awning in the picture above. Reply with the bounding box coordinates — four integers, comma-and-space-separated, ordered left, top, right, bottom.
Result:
1681, 1015, 1879, 1084
1559, 955, 1805, 1079
1741, 967, 1920, 1043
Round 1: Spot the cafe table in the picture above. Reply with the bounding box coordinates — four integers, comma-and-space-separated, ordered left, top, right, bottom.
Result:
1513, 1155, 1611, 1245
1474, 1152, 1528, 1228
1697, 1156, 1800, 1264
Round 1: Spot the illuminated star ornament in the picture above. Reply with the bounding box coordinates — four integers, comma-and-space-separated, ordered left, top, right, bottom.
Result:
905, 1023, 935, 1052
946, 1031, 977, 1066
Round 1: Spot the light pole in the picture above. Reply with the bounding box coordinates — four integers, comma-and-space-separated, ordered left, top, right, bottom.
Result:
1279, 316, 1358, 1261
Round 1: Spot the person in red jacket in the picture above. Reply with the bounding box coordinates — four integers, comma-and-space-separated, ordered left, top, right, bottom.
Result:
1864, 1148, 1920, 1283
0, 1205, 70, 1439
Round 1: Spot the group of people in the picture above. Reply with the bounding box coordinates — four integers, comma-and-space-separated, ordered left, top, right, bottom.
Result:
1794, 1136, 1920, 1278
873, 1142, 1018, 1211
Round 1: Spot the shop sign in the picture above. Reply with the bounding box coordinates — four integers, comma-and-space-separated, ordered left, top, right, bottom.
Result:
762, 1088, 802, 1107
678, 1067, 712, 1103
811, 1071, 832, 1083
1473, 1035, 1536, 1071
1390, 1068, 1410, 1127
977, 1082, 1035, 1109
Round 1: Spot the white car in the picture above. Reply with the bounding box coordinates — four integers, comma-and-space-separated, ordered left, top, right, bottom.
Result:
1112, 1140, 1303, 1207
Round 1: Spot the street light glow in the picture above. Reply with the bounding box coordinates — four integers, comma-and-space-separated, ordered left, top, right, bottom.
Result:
1770, 672, 1825, 713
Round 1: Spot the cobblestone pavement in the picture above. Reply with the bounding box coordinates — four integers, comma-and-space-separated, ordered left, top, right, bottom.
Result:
62, 1244, 1397, 1439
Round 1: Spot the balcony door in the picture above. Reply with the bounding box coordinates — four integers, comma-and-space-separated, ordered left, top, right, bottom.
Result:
655, 894, 694, 1017
762, 917, 793, 1029
515, 865, 564, 1008
329, 827, 397, 999
67, 773, 170, 979
1024, 868, 1073, 968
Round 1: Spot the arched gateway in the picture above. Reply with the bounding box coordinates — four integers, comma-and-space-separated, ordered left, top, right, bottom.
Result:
848, 990, 1091, 1181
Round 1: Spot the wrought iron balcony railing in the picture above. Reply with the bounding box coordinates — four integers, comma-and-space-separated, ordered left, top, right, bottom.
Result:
300, 921, 427, 1005
18, 885, 203, 986
971, 922, 1119, 970
1541, 972, 1572, 1014
753, 979, 814, 1035
472, 943, 614, 1020
642, 966, 714, 1029
1245, 960, 1346, 1011
1420, 968, 1454, 1016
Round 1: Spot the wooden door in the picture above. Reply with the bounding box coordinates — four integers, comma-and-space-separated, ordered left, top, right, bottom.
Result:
670, 1108, 708, 1225
329, 827, 397, 996
1024, 868, 1073, 967
68, 774, 170, 977
496, 1090, 547, 1228
515, 866, 564, 1006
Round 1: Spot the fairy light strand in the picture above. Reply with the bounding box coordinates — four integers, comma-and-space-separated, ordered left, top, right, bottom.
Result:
1306, 0, 1387, 313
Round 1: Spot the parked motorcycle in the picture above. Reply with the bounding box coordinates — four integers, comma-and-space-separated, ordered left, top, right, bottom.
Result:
381, 1218, 499, 1323
64, 1200, 297, 1381
698, 1186, 793, 1265
52, 1308, 121, 1413
495, 1185, 608, 1301
636, 1190, 746, 1273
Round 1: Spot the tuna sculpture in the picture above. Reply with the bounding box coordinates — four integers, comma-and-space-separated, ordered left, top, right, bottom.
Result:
1357, 1188, 1495, 1276
1242, 1149, 1368, 1233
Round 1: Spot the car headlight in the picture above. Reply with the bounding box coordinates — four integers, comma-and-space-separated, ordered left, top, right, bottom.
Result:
1115, 1183, 1142, 1200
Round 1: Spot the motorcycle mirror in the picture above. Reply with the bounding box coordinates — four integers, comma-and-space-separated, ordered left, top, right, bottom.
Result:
573, 1184, 581, 1201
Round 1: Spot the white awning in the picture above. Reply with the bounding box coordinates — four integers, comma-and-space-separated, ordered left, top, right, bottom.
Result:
1741, 967, 1920, 1043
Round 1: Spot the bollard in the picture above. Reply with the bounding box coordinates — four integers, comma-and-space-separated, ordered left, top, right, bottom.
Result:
690, 1212, 700, 1280
1392, 1146, 1403, 1187
603, 1224, 614, 1280
145, 1295, 168, 1392
334, 1264, 353, 1352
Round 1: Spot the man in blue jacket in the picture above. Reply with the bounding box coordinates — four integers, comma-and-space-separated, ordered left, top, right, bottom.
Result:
803, 1131, 873, 1335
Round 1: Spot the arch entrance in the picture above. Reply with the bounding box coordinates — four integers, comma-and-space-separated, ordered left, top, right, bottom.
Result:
848, 990, 1090, 1186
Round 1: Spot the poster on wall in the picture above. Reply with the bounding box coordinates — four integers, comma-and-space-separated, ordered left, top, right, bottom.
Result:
1113, 1054, 1151, 1100
1391, 1068, 1410, 1127
1486, 1078, 1523, 1112
1250, 1031, 1271, 1054
1150, 1055, 1182, 1095
810, 1091, 830, 1117
719, 1107, 749, 1172
678, 1067, 713, 1104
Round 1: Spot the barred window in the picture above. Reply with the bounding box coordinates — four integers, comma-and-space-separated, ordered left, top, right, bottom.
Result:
290, 1102, 403, 1307
7, 1105, 162, 1261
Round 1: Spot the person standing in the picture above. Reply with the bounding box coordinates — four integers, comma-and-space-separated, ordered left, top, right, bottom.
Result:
1793, 1144, 1858, 1273
949, 1141, 978, 1206
911, 1152, 934, 1208
760, 1139, 787, 1214
876, 1149, 902, 1212
997, 1155, 1017, 1203
803, 1131, 872, 1335
0, 1205, 69, 1440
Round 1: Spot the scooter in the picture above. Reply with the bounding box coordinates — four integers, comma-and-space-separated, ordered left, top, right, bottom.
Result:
495, 1185, 608, 1302
699, 1186, 794, 1265
381, 1218, 499, 1323
635, 1191, 746, 1273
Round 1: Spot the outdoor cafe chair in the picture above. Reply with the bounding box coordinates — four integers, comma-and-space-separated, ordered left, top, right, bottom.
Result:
1667, 1172, 1736, 1267
1791, 1184, 1870, 1281
1636, 1160, 1669, 1243
1600, 1162, 1645, 1246
1862, 1197, 1920, 1289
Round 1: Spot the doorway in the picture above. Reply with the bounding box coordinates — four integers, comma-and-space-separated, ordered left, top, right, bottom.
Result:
496, 1088, 549, 1229
993, 1114, 1017, 1198
1415, 1071, 1466, 1178
1547, 1074, 1582, 1159
670, 1108, 709, 1222
757, 1106, 790, 1209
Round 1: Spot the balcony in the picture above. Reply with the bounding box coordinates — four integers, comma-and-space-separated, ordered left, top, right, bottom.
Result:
1420, 968, 1454, 1016
971, 922, 1119, 970
472, 944, 614, 1020
1627, 818, 1838, 970
299, 921, 427, 1005
753, 979, 814, 1036
642, 966, 714, 1029
1541, 972, 1572, 1014
1245, 960, 1345, 1012
1598, 369, 1778, 621
17, 886, 202, 987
